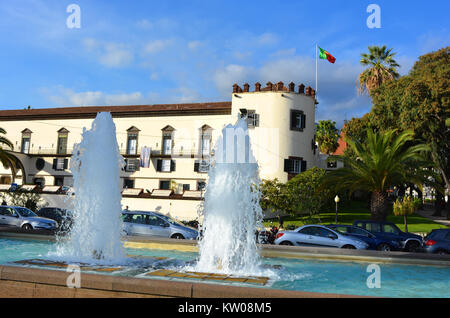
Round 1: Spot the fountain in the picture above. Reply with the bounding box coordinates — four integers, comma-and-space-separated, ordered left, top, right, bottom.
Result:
52, 112, 126, 264
194, 117, 265, 276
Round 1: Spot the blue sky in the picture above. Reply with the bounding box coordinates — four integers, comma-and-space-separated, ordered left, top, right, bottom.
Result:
0, 0, 448, 127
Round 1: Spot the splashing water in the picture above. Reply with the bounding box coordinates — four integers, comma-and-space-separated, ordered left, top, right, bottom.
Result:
194, 118, 264, 276
51, 112, 126, 264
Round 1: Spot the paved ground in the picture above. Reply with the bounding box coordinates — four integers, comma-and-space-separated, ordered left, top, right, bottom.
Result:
416, 207, 450, 227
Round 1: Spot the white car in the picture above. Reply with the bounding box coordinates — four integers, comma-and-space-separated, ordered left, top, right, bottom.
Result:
274, 224, 369, 249
0, 205, 58, 231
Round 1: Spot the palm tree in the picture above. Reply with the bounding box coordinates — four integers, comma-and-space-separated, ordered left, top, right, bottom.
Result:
358, 45, 400, 95
321, 129, 437, 221
0, 127, 22, 182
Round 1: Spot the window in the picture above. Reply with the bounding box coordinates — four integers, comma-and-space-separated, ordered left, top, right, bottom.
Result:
284, 157, 306, 174
298, 226, 320, 236
123, 179, 135, 189
156, 159, 175, 172
383, 224, 399, 235
0, 207, 16, 217
200, 125, 212, 158
366, 223, 381, 233
128, 214, 146, 224
53, 158, 68, 171
182, 184, 190, 191
197, 181, 206, 191
126, 126, 140, 155
161, 126, 175, 155
57, 128, 69, 154
148, 215, 167, 227
21, 129, 32, 154
247, 110, 260, 128
159, 180, 171, 190
290, 110, 306, 131
445, 232, 450, 241
194, 160, 210, 173
124, 158, 140, 172
240, 109, 260, 128
33, 178, 45, 187
54, 177, 64, 186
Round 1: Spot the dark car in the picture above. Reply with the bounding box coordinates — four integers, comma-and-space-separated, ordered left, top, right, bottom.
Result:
424, 229, 450, 255
353, 220, 423, 252
326, 224, 402, 251
36, 207, 73, 233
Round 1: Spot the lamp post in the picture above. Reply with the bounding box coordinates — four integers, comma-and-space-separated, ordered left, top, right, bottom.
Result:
334, 195, 340, 223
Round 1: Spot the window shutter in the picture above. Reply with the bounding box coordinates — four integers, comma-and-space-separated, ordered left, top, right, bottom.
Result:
63, 159, 69, 169
301, 160, 307, 172
133, 159, 140, 171
301, 114, 306, 129
194, 160, 199, 172
290, 112, 296, 130
284, 159, 291, 173
156, 159, 162, 172
254, 113, 260, 127
170, 160, 176, 172
52, 159, 57, 170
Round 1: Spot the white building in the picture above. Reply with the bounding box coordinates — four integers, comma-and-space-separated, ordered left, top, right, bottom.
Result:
0, 81, 326, 220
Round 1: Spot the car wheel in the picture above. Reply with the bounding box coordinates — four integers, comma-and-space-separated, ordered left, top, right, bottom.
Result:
171, 234, 185, 239
377, 243, 392, 251
279, 241, 293, 246
22, 224, 33, 231
437, 250, 449, 255
342, 245, 356, 249
405, 241, 420, 252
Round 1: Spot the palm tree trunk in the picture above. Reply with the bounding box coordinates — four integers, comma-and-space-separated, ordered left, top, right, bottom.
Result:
370, 191, 389, 221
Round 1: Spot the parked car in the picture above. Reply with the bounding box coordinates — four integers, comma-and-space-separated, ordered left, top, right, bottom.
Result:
36, 207, 73, 233
353, 220, 423, 252
326, 224, 402, 251
274, 224, 369, 250
423, 229, 450, 255
0, 205, 57, 231
122, 210, 198, 240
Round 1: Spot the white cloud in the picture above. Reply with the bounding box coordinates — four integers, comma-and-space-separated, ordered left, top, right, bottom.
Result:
144, 39, 173, 54
188, 41, 203, 50
82, 38, 133, 68
43, 86, 145, 106
256, 32, 279, 46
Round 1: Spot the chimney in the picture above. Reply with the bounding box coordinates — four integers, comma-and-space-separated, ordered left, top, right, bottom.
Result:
243, 83, 250, 92
298, 84, 305, 94
276, 81, 284, 91
232, 84, 239, 93
255, 82, 261, 92
305, 86, 312, 96
266, 82, 273, 91
288, 82, 295, 92
311, 89, 316, 98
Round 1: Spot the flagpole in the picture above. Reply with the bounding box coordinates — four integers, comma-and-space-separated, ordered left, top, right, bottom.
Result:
315, 44, 318, 97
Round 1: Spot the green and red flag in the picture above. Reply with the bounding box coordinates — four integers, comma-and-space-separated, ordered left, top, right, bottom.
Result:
319, 47, 336, 64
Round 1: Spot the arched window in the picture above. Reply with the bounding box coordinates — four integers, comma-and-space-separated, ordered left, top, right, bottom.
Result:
161, 125, 175, 156
200, 125, 212, 158
57, 128, 69, 154
21, 129, 32, 154
126, 126, 140, 155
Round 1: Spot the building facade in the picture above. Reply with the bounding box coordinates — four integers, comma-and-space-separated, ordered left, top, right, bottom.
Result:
0, 81, 322, 220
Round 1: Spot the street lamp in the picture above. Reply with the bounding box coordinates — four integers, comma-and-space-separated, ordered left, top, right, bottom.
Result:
334, 195, 340, 223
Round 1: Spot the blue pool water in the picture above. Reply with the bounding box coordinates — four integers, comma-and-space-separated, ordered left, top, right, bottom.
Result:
0, 238, 449, 298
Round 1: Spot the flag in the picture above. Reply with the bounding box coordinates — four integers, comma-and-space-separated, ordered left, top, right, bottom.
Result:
319, 47, 336, 64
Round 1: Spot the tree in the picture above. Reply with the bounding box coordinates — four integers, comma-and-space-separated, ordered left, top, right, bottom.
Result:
321, 129, 437, 221
0, 127, 23, 183
358, 45, 400, 96
370, 47, 450, 213
315, 120, 339, 155
286, 167, 332, 221
393, 196, 421, 232
0, 189, 46, 212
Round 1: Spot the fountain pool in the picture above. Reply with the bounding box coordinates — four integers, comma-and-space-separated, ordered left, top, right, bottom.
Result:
0, 237, 449, 298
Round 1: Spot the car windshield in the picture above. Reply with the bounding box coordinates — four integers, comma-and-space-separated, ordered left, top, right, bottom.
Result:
160, 214, 184, 226
15, 207, 37, 217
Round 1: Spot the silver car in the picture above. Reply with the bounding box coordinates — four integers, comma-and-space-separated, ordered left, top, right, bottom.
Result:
274, 224, 369, 250
122, 210, 198, 240
0, 205, 58, 231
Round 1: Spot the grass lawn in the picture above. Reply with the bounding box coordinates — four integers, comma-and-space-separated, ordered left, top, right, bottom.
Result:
263, 200, 448, 234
